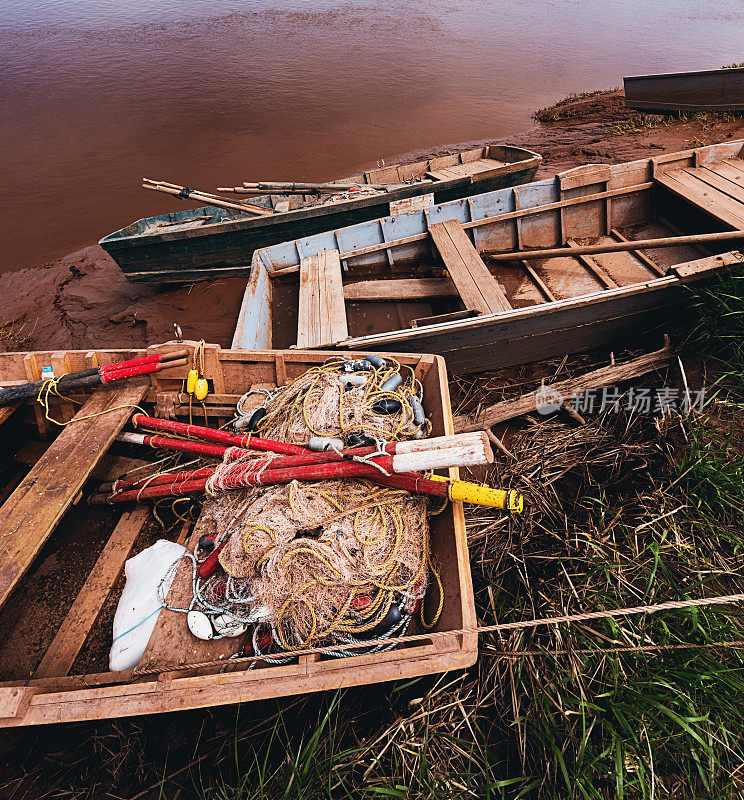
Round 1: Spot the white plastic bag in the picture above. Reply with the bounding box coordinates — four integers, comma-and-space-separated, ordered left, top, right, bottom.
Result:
109, 539, 186, 671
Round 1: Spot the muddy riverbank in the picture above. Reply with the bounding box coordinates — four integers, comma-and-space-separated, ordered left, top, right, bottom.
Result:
2, 90, 743, 354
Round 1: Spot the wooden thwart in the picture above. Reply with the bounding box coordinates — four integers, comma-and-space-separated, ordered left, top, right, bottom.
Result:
428, 219, 512, 314
34, 506, 150, 679
343, 278, 456, 302
297, 249, 349, 347
0, 381, 148, 611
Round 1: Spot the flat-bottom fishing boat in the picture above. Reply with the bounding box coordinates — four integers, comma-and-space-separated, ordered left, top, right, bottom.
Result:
100, 146, 541, 284
0, 343, 477, 727
232, 141, 744, 373
624, 66, 744, 113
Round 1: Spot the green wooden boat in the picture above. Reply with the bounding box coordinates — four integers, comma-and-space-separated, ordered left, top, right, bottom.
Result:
99, 145, 541, 284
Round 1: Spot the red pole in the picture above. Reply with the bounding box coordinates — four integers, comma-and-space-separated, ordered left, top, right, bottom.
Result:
110, 442, 406, 491
101, 361, 165, 384
99, 354, 162, 374
132, 414, 308, 456
103, 459, 450, 503
118, 432, 230, 458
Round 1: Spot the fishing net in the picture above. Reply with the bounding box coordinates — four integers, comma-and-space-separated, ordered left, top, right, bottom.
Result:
197, 479, 431, 650
253, 359, 429, 444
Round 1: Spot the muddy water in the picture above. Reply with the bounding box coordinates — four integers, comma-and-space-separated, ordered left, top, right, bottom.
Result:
2, 0, 743, 272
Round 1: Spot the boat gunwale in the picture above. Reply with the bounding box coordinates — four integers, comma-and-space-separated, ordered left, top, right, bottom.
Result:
624, 65, 744, 82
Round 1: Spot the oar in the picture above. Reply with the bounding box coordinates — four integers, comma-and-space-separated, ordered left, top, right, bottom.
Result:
142, 179, 274, 217
483, 230, 744, 261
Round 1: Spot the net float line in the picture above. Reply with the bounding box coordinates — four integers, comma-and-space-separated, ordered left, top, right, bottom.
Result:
132, 414, 308, 456
0, 352, 189, 407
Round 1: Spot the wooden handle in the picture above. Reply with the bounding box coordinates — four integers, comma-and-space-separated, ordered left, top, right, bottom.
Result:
484, 230, 744, 262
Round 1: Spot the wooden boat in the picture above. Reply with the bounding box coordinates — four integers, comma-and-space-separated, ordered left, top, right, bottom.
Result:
0, 343, 476, 727
232, 141, 744, 374
624, 66, 744, 113
99, 146, 541, 284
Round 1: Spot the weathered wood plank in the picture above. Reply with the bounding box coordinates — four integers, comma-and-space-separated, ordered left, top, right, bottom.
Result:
708, 159, 744, 187
411, 309, 478, 327
297, 250, 348, 347
566, 239, 618, 289
429, 220, 512, 314
34, 506, 151, 678
655, 169, 744, 229
0, 382, 148, 611
609, 228, 665, 277
343, 278, 456, 302
297, 252, 320, 348
690, 166, 744, 204
318, 250, 348, 344
0, 687, 35, 720
672, 250, 744, 282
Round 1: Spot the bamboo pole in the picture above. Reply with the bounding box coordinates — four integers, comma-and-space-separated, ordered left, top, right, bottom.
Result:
142, 179, 274, 216
239, 180, 392, 192
217, 186, 366, 196
483, 230, 744, 262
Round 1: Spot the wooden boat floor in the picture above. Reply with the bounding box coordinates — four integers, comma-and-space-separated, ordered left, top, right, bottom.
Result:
655, 158, 744, 229
427, 159, 506, 182
271, 221, 705, 347
488, 222, 692, 304
139, 516, 239, 673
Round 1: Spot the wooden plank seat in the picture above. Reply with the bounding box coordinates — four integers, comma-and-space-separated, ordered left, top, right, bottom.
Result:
0, 381, 148, 611
428, 219, 512, 315
297, 249, 349, 347
343, 278, 457, 302
426, 158, 505, 182
655, 162, 744, 230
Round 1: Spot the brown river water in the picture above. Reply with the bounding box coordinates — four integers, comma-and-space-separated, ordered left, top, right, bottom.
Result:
2, 0, 744, 273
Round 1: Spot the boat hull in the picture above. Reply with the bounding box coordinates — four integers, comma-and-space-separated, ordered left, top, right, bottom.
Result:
624, 67, 744, 113
0, 344, 477, 726
101, 147, 540, 283
233, 140, 744, 373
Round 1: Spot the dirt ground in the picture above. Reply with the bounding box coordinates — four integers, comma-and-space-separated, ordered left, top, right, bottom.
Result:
3, 89, 743, 355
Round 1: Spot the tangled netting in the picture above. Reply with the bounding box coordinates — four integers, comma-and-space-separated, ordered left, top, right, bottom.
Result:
195, 479, 433, 650
254, 359, 430, 444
